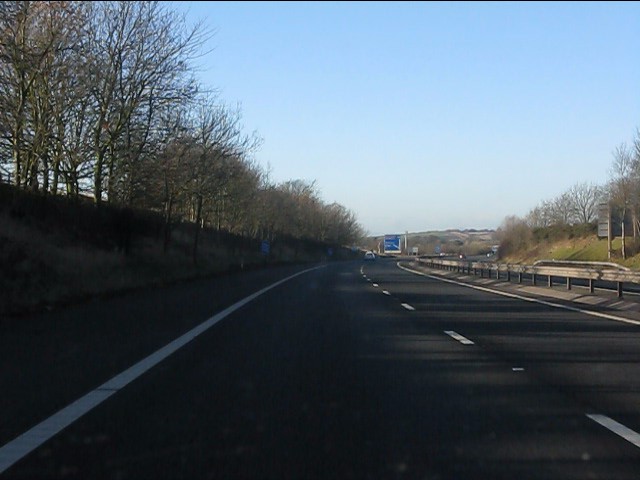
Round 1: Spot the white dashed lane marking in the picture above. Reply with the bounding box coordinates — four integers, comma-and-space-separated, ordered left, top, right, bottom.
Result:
444, 330, 475, 345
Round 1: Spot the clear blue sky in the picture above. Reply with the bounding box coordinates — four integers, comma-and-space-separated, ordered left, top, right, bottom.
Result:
169, 1, 640, 236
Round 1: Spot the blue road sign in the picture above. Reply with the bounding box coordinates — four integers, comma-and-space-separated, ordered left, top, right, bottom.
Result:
383, 235, 401, 254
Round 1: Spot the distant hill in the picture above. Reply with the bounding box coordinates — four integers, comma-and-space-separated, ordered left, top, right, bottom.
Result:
365, 229, 497, 256
407, 229, 496, 243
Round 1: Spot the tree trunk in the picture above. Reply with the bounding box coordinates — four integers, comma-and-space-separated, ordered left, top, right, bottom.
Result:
192, 195, 203, 265
94, 157, 103, 205
163, 194, 174, 253
622, 207, 627, 260
51, 157, 60, 195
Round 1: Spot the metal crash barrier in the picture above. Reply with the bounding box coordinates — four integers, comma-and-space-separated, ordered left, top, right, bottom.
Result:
415, 258, 637, 298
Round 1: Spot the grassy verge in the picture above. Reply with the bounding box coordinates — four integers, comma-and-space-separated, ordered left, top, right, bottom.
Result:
501, 235, 640, 269
1, 185, 352, 318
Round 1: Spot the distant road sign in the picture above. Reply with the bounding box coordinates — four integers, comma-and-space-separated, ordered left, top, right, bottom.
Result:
261, 240, 270, 255
384, 235, 401, 254
597, 203, 609, 238
598, 203, 611, 238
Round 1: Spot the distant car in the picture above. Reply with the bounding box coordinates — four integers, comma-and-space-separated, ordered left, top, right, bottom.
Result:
364, 251, 376, 261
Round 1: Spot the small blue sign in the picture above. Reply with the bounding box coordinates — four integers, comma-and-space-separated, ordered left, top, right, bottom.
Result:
261, 240, 270, 255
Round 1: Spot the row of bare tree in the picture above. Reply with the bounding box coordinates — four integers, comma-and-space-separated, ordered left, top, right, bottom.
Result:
0, 1, 364, 251
498, 129, 640, 259
524, 182, 603, 228
605, 130, 640, 258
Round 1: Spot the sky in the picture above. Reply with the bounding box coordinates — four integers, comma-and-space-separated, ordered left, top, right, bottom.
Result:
169, 1, 640, 236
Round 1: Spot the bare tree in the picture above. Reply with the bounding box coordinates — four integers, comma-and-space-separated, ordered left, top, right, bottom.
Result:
185, 99, 260, 263
568, 182, 602, 224
496, 215, 532, 258
0, 1, 71, 190
526, 203, 550, 229
85, 1, 206, 204
147, 111, 195, 252
549, 192, 574, 225
608, 142, 638, 259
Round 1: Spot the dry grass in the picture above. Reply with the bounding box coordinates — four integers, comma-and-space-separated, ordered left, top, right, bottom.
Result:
0, 208, 317, 317
500, 235, 640, 270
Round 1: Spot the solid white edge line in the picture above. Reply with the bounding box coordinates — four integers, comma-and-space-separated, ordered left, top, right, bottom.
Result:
0, 265, 325, 474
401, 303, 415, 311
444, 330, 475, 345
587, 414, 640, 449
397, 262, 640, 327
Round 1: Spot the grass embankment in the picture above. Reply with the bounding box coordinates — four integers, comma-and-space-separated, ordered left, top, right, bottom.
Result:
1, 184, 352, 318
501, 235, 640, 270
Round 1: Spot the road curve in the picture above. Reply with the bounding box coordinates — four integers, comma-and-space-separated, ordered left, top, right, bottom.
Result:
2, 258, 640, 479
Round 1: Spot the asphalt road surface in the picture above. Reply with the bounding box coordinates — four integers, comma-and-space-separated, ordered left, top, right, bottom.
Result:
2, 258, 640, 479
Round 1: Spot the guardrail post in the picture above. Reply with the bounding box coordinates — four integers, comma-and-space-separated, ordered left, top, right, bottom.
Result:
480, 268, 484, 278
617, 282, 623, 298
532, 273, 537, 286
548, 275, 552, 288
495, 269, 499, 280
589, 279, 594, 293
566, 277, 571, 290
518, 272, 522, 283
507, 271, 511, 282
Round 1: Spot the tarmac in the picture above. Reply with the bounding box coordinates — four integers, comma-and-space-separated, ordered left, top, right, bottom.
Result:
400, 259, 640, 326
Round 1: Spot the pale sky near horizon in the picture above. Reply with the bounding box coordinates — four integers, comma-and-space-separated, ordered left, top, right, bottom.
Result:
169, 1, 640, 236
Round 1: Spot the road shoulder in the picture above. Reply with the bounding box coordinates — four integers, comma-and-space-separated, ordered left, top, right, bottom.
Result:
399, 260, 640, 326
